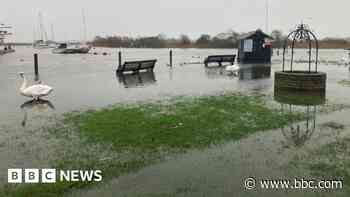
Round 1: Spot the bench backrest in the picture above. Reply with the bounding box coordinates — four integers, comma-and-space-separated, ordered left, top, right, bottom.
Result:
139, 60, 157, 70
118, 59, 157, 72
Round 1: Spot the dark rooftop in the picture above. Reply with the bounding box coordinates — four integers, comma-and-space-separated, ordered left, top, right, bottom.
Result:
238, 29, 273, 40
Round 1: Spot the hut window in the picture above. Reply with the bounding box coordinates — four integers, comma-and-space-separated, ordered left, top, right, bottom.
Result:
243, 39, 253, 52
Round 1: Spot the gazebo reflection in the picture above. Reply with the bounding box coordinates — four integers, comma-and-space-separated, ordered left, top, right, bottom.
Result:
274, 90, 325, 147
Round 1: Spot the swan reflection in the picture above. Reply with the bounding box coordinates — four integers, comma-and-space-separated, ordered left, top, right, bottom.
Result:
20, 99, 55, 127
204, 64, 271, 79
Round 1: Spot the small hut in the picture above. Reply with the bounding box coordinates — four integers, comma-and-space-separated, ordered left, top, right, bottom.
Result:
237, 29, 273, 64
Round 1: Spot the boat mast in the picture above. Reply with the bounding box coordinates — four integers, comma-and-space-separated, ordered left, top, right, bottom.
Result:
38, 12, 48, 42
51, 24, 55, 41
33, 24, 36, 44
265, 0, 269, 33
82, 9, 87, 43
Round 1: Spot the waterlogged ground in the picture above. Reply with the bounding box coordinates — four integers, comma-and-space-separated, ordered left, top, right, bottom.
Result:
0, 47, 350, 196
2, 98, 349, 197
0, 93, 303, 196
68, 109, 350, 197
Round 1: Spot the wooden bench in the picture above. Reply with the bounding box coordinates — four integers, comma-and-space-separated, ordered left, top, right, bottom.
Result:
117, 59, 157, 73
204, 55, 236, 67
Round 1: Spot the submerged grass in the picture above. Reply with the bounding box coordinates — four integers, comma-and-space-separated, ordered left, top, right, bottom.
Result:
291, 137, 350, 194
65, 93, 299, 151
338, 80, 350, 87
1, 93, 302, 197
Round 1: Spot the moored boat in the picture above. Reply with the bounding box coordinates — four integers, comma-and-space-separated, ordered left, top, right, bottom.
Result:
0, 45, 15, 55
33, 12, 57, 49
33, 40, 57, 49
0, 23, 15, 55
52, 42, 91, 54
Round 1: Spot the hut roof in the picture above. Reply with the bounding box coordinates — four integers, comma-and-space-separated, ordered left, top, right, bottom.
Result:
238, 29, 273, 40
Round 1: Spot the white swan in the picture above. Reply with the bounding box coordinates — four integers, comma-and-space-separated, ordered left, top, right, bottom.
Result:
225, 64, 240, 72
19, 72, 54, 100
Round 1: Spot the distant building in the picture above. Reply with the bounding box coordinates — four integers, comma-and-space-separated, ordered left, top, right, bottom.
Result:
237, 29, 273, 64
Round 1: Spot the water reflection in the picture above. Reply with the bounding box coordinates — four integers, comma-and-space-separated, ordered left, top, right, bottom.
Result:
204, 66, 237, 79
274, 90, 326, 147
204, 64, 271, 80
20, 99, 55, 127
116, 72, 157, 88
238, 64, 271, 80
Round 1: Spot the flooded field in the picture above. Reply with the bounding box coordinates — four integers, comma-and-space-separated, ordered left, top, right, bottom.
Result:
1, 47, 350, 196
1, 47, 349, 124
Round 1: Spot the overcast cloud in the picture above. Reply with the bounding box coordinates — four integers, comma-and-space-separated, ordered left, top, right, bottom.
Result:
1, 0, 348, 42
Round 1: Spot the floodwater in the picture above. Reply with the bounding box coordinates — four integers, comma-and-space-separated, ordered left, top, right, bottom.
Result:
1, 47, 349, 126
1, 47, 350, 196
69, 108, 350, 197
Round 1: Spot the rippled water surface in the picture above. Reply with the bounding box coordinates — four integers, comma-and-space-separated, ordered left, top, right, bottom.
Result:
1, 47, 349, 126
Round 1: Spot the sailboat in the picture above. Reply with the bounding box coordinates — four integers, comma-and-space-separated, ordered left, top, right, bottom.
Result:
52, 10, 91, 54
52, 42, 91, 54
0, 23, 15, 55
33, 12, 57, 49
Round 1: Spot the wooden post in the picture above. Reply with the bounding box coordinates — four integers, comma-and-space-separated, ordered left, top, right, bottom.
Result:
34, 53, 39, 80
118, 51, 122, 67
169, 49, 173, 67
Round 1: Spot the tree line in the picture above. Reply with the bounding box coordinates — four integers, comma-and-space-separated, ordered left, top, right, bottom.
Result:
92, 32, 239, 48
92, 30, 350, 49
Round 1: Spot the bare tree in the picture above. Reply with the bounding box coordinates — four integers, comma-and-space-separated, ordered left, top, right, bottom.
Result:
271, 30, 284, 48
179, 34, 191, 46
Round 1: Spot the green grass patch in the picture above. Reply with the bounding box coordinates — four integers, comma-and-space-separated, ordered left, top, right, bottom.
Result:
65, 93, 300, 151
1, 93, 303, 197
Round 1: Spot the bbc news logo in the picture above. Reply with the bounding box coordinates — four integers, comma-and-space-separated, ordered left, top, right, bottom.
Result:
8, 169, 102, 183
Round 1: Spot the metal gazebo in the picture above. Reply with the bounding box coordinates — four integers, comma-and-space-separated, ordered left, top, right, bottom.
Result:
282, 24, 319, 73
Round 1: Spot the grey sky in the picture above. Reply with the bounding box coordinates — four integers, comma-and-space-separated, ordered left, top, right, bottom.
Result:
1, 0, 348, 42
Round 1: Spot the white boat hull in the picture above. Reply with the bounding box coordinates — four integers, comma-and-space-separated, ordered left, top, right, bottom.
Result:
52, 47, 90, 54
